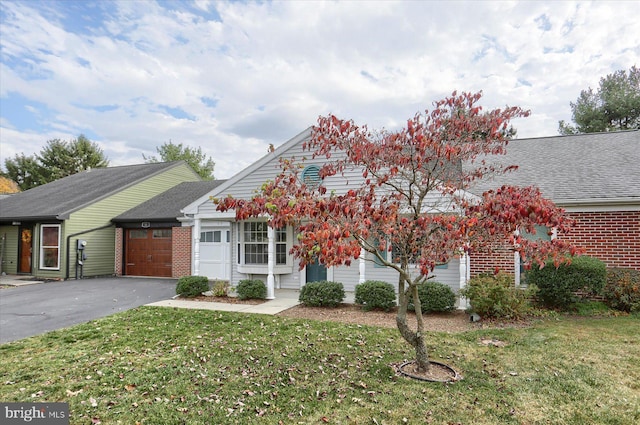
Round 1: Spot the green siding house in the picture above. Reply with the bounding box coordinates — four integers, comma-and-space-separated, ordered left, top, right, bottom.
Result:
0, 161, 201, 280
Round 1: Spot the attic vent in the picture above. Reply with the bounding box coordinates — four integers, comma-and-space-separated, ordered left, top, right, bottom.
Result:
301, 165, 322, 188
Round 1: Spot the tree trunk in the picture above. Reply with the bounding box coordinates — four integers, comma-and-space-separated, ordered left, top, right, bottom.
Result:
396, 274, 430, 372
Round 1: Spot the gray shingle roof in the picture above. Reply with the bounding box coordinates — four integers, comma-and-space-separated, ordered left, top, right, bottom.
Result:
468, 130, 640, 205
0, 161, 189, 221
113, 180, 226, 221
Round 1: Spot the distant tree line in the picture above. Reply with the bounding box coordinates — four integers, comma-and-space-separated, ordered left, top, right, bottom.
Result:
2, 136, 217, 191
1, 135, 109, 191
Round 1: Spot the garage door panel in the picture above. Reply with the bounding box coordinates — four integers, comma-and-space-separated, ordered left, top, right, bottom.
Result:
125, 229, 172, 277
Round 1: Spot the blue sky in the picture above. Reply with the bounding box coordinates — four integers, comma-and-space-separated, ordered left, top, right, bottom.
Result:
1, 0, 638, 179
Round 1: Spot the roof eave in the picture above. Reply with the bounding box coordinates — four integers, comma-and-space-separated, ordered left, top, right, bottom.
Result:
0, 214, 64, 223
556, 197, 640, 212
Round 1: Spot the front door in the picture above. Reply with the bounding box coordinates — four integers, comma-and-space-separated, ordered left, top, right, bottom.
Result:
305, 259, 327, 283
18, 227, 33, 274
199, 229, 230, 280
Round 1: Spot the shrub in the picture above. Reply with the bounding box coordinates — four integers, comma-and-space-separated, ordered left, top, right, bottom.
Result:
603, 268, 640, 313
236, 279, 267, 300
211, 280, 230, 297
407, 281, 456, 313
459, 272, 535, 319
299, 281, 345, 307
354, 280, 396, 311
176, 276, 209, 298
526, 256, 606, 310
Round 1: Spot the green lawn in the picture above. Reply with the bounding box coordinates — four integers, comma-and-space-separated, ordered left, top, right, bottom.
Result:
1, 307, 638, 424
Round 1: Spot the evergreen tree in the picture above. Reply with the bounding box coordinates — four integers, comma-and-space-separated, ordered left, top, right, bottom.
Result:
559, 66, 640, 134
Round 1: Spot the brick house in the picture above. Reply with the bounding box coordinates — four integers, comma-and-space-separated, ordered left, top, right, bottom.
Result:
468, 129, 640, 283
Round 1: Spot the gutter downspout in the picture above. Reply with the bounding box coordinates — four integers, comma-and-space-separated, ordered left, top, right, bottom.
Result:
65, 224, 115, 280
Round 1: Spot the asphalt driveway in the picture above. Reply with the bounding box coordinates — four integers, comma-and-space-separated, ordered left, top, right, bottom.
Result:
0, 277, 177, 344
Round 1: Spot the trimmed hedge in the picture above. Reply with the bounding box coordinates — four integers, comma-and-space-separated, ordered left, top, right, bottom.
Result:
603, 268, 640, 313
236, 279, 267, 300
354, 280, 396, 311
299, 281, 345, 307
459, 272, 535, 319
408, 281, 456, 313
176, 275, 209, 298
526, 256, 606, 310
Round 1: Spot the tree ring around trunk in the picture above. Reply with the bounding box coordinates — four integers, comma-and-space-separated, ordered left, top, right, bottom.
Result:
397, 360, 462, 383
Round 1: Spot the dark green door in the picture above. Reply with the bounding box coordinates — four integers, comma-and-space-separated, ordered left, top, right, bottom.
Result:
306, 260, 327, 283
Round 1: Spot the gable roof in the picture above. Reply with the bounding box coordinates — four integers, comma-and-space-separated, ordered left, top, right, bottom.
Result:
468, 130, 640, 207
181, 127, 313, 214
0, 161, 193, 222
113, 180, 226, 222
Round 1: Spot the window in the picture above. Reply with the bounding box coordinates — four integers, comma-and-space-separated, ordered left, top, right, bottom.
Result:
153, 229, 171, 238
130, 230, 147, 239
301, 165, 322, 188
519, 225, 551, 273
200, 230, 222, 243
521, 225, 552, 242
240, 222, 288, 266
276, 228, 287, 265
375, 239, 448, 268
40, 224, 61, 270
244, 222, 268, 264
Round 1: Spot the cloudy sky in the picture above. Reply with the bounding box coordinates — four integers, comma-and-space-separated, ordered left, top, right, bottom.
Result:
1, 1, 638, 179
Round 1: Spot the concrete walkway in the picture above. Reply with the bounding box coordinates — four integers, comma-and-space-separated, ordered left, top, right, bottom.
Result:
147, 289, 356, 315
0, 274, 48, 286
146, 294, 300, 314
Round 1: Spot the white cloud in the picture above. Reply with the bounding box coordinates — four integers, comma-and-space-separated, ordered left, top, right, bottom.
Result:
1, 0, 639, 178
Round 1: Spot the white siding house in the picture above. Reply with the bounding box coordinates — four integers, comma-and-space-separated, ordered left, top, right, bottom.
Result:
180, 128, 466, 300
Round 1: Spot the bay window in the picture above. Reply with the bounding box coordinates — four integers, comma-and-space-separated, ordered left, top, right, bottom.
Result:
237, 221, 291, 272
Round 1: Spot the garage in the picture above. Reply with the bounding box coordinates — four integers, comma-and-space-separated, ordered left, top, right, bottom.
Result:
125, 228, 172, 277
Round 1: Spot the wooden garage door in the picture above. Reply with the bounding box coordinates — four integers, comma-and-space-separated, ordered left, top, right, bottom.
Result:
125, 229, 172, 277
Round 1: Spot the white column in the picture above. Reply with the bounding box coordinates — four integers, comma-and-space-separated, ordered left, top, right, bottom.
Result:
458, 250, 468, 310
358, 247, 366, 283
193, 218, 201, 276
266, 226, 275, 299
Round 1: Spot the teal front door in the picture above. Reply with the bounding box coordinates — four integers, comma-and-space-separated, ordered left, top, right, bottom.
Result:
306, 260, 327, 283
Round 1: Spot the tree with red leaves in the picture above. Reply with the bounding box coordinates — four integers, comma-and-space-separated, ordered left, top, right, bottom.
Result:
216, 91, 579, 372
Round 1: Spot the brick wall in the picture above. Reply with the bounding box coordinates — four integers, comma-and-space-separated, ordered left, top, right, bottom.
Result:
115, 227, 123, 276
469, 244, 515, 277
172, 226, 192, 278
560, 210, 639, 270
469, 210, 640, 276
